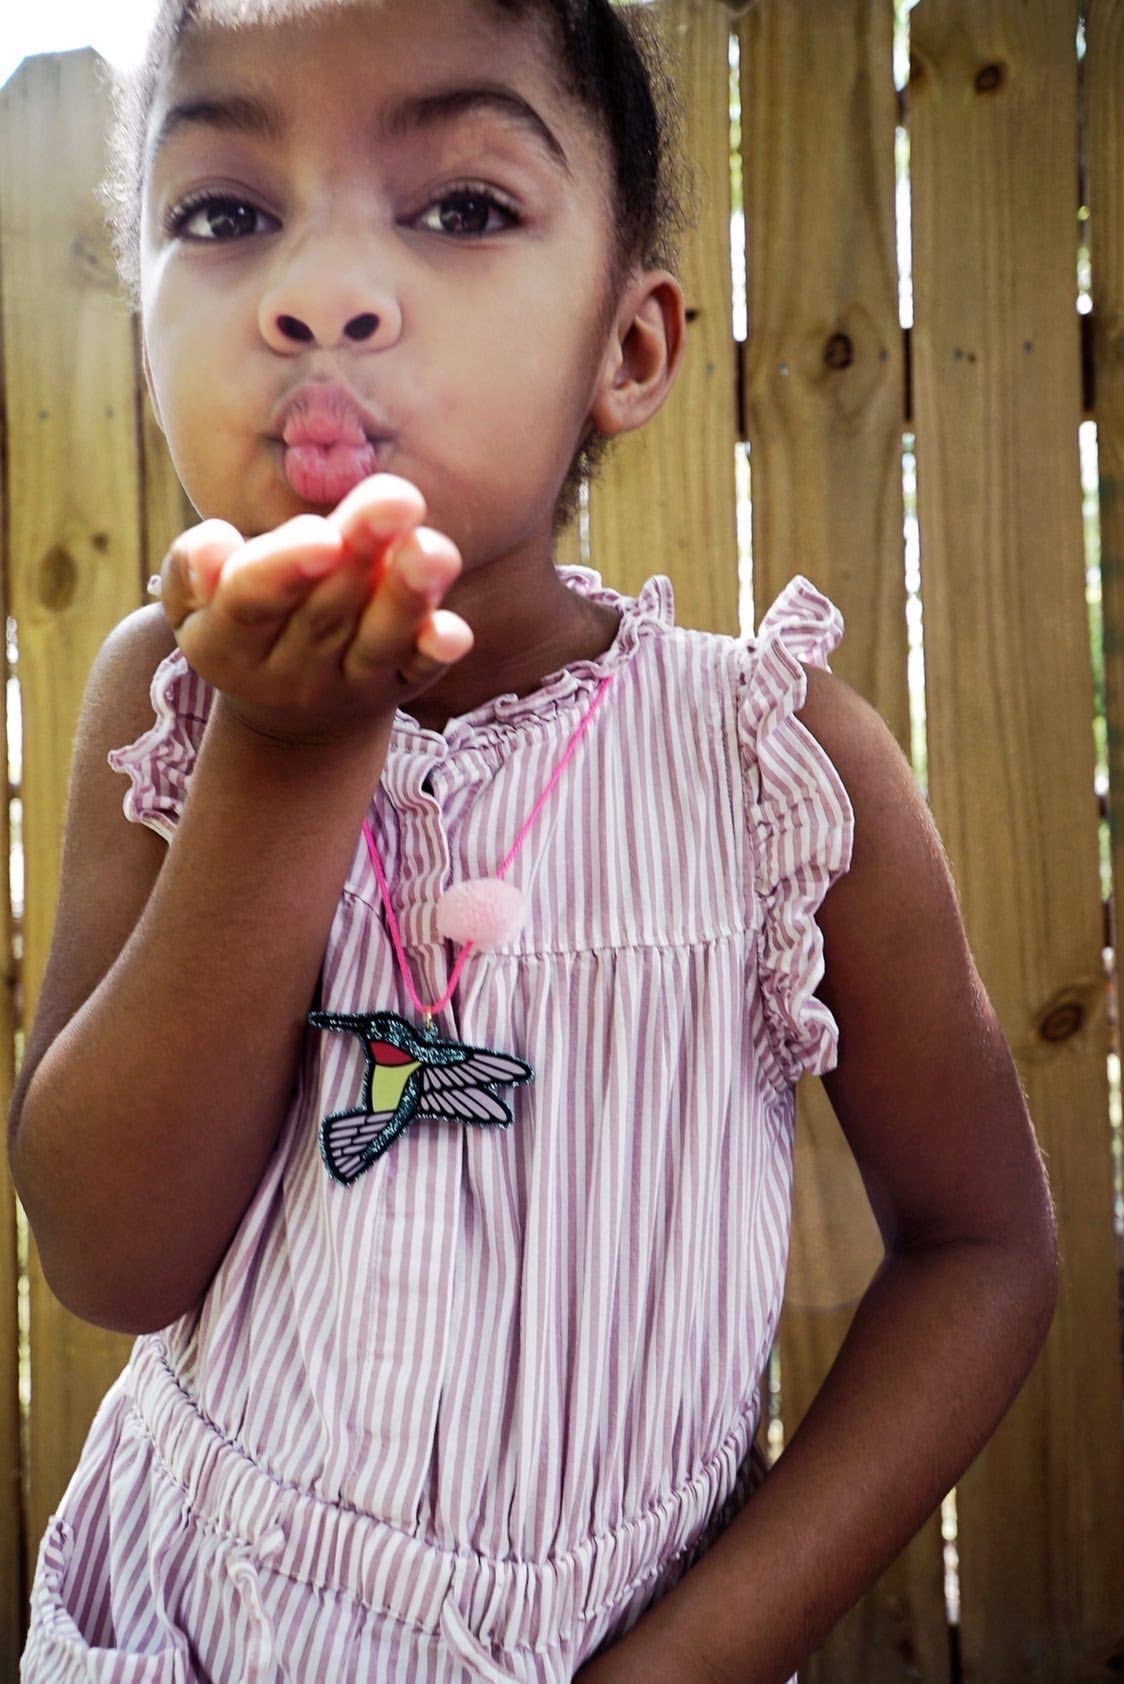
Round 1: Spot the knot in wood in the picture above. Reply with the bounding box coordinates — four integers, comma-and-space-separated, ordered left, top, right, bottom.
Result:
1038, 999, 1084, 1044
824, 332, 855, 372
975, 62, 1006, 95
38, 543, 79, 613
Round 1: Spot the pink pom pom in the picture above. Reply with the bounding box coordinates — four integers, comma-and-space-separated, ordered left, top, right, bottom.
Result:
435, 878, 525, 947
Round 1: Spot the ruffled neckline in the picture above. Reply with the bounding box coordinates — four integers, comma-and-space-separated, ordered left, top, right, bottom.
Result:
389, 566, 675, 751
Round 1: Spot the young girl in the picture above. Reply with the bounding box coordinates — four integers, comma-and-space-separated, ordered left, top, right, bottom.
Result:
11, 0, 1057, 1679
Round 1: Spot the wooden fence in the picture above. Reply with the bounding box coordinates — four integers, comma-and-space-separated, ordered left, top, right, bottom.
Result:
0, 0, 1122, 1677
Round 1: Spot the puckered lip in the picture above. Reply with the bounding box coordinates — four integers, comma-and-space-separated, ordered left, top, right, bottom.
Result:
269, 380, 395, 446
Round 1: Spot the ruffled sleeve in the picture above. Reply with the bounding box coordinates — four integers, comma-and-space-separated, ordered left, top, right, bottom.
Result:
740, 575, 856, 1093
106, 649, 216, 842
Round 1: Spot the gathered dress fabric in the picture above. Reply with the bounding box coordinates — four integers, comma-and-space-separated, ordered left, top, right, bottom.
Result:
22, 570, 855, 1684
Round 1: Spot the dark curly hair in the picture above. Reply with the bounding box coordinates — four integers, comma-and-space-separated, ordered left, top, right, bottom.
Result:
98, 0, 692, 531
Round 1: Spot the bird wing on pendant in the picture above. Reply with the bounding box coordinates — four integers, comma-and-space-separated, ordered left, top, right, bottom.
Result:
307, 1009, 533, 1185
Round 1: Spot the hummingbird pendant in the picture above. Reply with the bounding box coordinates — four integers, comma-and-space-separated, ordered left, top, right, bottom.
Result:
307, 1009, 534, 1185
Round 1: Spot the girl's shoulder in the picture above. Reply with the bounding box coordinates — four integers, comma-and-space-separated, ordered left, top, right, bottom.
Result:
95, 608, 218, 843
84, 603, 180, 750
794, 660, 933, 878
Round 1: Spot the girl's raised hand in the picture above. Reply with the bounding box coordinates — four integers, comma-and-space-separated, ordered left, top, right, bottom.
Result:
158, 474, 473, 743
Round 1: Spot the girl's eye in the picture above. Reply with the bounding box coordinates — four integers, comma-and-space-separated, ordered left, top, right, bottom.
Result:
415, 188, 518, 237
166, 195, 278, 242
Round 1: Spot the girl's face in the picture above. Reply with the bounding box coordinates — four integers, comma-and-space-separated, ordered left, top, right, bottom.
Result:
139, 0, 630, 561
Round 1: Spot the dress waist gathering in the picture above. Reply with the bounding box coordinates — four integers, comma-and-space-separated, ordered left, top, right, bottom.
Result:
126, 1335, 764, 1680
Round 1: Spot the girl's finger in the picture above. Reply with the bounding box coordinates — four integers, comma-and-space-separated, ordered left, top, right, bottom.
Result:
219, 515, 347, 595
343, 525, 465, 683
256, 522, 458, 686
261, 552, 388, 675
342, 526, 463, 684
390, 611, 476, 693
207, 516, 352, 655
326, 473, 428, 579
383, 523, 463, 607
414, 608, 475, 668
179, 516, 353, 676
160, 520, 244, 629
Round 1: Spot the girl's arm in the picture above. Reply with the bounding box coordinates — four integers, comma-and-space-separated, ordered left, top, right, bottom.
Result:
575, 666, 1058, 1684
8, 480, 471, 1335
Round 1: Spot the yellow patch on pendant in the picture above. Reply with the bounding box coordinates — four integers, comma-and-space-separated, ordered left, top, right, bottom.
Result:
369, 1057, 422, 1112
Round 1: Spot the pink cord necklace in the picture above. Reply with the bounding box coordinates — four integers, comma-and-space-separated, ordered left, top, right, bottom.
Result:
308, 676, 614, 1184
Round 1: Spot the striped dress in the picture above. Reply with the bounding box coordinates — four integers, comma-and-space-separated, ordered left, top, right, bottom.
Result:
22, 570, 855, 1684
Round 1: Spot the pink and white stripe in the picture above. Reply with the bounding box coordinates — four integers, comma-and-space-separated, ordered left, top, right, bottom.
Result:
24, 570, 854, 1682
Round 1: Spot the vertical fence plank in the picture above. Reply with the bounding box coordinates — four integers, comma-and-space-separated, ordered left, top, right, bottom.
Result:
588, 0, 739, 632
909, 1, 1124, 1677
0, 53, 24, 1663
1088, 10, 1124, 1639
0, 1191, 18, 1668
0, 425, 22, 1684
0, 49, 143, 1581
740, 0, 914, 747
1093, 7, 1124, 886
0, 1125, 18, 1670
739, 2, 950, 1680
1090, 0, 1124, 1472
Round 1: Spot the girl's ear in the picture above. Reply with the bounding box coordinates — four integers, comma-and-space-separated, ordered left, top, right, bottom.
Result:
587, 269, 687, 440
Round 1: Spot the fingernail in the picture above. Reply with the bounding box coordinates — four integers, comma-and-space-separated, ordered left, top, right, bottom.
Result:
398, 557, 430, 593
298, 550, 340, 579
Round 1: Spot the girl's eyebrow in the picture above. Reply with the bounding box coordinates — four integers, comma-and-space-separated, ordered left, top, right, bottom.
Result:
381, 84, 571, 176
149, 83, 571, 176
148, 93, 281, 165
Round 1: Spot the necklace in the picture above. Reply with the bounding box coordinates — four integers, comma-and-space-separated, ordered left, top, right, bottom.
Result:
309, 675, 615, 1184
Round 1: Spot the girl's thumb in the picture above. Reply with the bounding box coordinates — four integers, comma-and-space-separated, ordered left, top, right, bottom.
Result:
182, 519, 244, 602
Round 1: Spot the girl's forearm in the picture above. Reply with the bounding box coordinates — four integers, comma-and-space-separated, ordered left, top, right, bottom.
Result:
575, 1235, 1056, 1684
11, 700, 393, 1334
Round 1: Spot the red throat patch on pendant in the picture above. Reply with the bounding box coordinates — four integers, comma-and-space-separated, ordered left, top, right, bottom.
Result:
369, 1040, 416, 1064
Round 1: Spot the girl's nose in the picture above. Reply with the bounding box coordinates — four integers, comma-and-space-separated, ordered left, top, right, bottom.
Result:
258, 247, 403, 354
